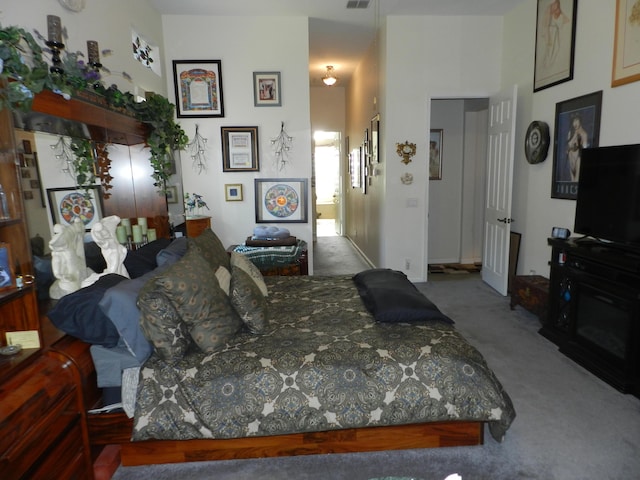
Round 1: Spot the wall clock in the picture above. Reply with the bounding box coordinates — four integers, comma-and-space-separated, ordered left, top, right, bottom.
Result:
524, 121, 550, 165
59, 0, 86, 12
396, 141, 417, 165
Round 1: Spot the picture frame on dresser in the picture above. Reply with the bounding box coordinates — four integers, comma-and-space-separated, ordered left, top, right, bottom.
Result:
0, 242, 14, 290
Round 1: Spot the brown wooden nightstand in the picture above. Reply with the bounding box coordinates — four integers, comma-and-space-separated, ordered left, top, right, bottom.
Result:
510, 275, 549, 323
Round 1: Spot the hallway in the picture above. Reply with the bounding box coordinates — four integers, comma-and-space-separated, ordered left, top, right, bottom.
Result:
313, 225, 371, 276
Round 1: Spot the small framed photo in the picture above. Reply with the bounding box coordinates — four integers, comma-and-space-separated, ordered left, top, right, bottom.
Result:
350, 147, 361, 189
253, 71, 281, 107
221, 126, 259, 172
47, 186, 104, 231
173, 60, 225, 118
370, 113, 380, 164
166, 185, 179, 204
0, 243, 14, 290
429, 129, 443, 180
533, 0, 577, 92
612, 0, 640, 87
551, 90, 603, 200
225, 184, 243, 201
255, 178, 308, 223
23, 191, 34, 200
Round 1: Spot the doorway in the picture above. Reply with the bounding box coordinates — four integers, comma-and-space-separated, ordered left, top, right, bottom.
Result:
313, 131, 342, 237
427, 98, 488, 268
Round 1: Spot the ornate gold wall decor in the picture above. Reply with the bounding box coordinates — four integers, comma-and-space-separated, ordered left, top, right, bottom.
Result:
396, 141, 416, 164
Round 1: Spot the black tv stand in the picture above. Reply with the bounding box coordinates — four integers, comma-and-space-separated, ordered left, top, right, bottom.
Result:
542, 238, 640, 398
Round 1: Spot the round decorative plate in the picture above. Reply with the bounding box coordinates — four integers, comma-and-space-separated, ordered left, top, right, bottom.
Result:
524, 121, 550, 164
59, 192, 95, 225
0, 344, 22, 356
264, 184, 299, 218
59, 0, 86, 12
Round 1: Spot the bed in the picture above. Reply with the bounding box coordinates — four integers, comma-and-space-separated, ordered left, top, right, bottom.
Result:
47, 229, 515, 467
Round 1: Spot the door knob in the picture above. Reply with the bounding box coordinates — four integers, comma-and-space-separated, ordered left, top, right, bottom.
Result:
497, 217, 514, 224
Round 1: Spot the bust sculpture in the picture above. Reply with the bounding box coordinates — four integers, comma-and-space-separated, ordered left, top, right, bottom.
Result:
81, 215, 130, 287
49, 218, 90, 299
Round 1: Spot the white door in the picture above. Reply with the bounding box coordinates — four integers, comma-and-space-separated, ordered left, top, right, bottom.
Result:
482, 85, 517, 296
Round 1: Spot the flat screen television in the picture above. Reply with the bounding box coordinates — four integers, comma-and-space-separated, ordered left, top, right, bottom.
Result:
574, 144, 640, 249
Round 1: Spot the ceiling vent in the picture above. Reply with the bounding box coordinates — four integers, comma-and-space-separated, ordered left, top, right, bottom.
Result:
346, 0, 369, 9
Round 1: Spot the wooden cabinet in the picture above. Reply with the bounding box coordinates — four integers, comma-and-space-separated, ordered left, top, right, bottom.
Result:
0, 348, 94, 480
186, 215, 211, 237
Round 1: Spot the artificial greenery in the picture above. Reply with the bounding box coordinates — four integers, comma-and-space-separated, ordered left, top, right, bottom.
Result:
69, 138, 96, 192
0, 22, 187, 192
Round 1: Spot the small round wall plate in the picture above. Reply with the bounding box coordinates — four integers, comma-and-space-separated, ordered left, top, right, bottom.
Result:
59, 0, 86, 12
0, 344, 22, 356
524, 121, 550, 164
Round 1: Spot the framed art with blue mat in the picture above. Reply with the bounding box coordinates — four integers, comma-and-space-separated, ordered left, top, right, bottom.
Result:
47, 186, 104, 231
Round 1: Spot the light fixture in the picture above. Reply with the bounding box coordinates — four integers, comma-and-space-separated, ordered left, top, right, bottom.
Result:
322, 66, 338, 86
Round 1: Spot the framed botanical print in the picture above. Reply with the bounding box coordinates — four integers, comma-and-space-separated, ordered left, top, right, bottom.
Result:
253, 71, 281, 106
255, 178, 308, 223
173, 60, 225, 118
47, 186, 104, 231
533, 0, 578, 92
221, 127, 259, 172
551, 91, 602, 200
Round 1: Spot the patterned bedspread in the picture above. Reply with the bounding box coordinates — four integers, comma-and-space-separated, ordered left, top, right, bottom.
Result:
132, 275, 515, 442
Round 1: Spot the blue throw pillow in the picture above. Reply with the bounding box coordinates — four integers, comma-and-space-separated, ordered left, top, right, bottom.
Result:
47, 274, 127, 346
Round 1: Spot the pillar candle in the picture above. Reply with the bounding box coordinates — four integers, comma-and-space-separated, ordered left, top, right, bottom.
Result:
137, 217, 148, 235
116, 225, 127, 244
47, 15, 63, 44
132, 224, 143, 244
120, 218, 132, 237
87, 40, 100, 64
147, 228, 157, 242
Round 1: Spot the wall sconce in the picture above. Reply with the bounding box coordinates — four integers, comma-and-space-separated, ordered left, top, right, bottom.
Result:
322, 65, 338, 86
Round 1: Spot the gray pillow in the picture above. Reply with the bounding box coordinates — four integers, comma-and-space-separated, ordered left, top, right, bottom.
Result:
188, 228, 230, 271
230, 265, 268, 334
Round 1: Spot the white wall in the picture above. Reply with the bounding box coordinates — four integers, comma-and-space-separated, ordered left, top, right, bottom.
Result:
503, 0, 640, 278
382, 15, 503, 281
161, 15, 313, 267
1, 0, 166, 98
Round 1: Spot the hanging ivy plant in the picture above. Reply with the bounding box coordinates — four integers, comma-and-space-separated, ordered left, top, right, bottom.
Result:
70, 138, 96, 194
0, 22, 187, 193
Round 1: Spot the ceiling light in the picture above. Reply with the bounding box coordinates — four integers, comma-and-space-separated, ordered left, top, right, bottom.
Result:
322, 66, 338, 86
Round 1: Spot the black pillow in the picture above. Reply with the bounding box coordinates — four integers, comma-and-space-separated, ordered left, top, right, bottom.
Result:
124, 238, 172, 278
47, 274, 127, 346
353, 269, 454, 324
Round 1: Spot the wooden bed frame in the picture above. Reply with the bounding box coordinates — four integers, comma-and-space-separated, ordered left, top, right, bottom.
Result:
88, 411, 484, 466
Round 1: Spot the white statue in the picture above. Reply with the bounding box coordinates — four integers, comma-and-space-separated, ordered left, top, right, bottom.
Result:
81, 215, 130, 287
49, 218, 91, 299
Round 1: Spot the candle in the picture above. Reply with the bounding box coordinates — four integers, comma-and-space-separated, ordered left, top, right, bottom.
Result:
147, 228, 157, 242
87, 40, 100, 64
47, 15, 62, 44
137, 217, 148, 235
132, 224, 143, 244
116, 225, 127, 244
120, 218, 132, 237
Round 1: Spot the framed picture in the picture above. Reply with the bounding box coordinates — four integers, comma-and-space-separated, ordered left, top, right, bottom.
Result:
225, 184, 243, 201
0, 243, 14, 290
350, 147, 361, 188
612, 0, 640, 87
429, 129, 443, 180
172, 60, 225, 118
370, 113, 380, 164
253, 71, 281, 107
361, 145, 368, 194
533, 0, 577, 92
255, 178, 308, 223
166, 185, 179, 204
551, 91, 603, 200
221, 126, 259, 172
47, 186, 104, 231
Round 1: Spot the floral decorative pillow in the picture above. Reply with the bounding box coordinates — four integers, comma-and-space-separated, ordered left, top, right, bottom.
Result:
188, 228, 230, 271
151, 247, 242, 353
230, 252, 268, 297
230, 265, 267, 334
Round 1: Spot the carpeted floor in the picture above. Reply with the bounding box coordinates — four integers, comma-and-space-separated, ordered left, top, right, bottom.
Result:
112, 238, 640, 480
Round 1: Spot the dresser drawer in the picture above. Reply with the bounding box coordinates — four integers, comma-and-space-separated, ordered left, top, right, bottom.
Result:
28, 421, 89, 480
